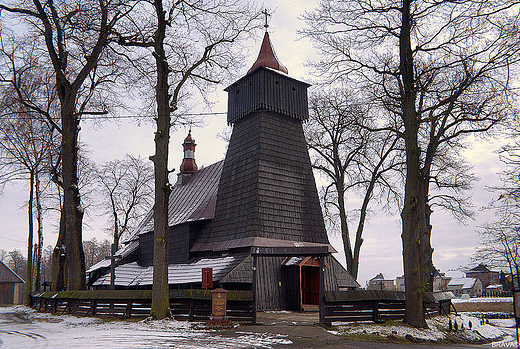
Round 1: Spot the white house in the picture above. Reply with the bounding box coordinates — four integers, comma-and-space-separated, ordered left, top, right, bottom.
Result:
447, 277, 483, 297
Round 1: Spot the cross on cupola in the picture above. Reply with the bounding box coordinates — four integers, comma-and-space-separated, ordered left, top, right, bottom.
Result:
261, 8, 271, 30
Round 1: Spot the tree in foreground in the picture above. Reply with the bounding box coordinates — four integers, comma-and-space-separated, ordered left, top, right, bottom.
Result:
302, 0, 519, 327
1, 0, 134, 291
114, 0, 259, 318
305, 90, 402, 280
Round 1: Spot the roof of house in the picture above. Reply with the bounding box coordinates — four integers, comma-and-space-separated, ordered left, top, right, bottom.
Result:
122, 160, 224, 244
92, 254, 248, 287
369, 273, 385, 282
0, 260, 25, 283
468, 264, 493, 273
448, 277, 479, 289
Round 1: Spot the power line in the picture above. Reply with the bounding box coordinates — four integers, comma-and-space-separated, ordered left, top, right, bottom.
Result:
0, 112, 227, 121
0, 236, 26, 243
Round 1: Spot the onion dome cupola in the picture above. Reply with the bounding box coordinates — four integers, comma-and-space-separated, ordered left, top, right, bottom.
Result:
180, 131, 198, 174
224, 31, 310, 125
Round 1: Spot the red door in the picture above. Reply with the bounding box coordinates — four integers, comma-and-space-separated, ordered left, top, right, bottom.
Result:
301, 266, 319, 305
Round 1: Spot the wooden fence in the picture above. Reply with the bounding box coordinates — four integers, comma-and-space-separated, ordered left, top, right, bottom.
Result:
30, 289, 253, 322
322, 290, 453, 324
479, 291, 512, 298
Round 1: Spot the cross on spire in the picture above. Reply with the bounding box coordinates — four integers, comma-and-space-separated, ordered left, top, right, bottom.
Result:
261, 9, 271, 30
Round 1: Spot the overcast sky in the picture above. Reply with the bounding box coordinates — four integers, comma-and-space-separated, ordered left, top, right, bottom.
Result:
0, 0, 508, 286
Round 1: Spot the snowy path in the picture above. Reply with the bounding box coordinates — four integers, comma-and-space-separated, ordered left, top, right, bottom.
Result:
0, 306, 291, 349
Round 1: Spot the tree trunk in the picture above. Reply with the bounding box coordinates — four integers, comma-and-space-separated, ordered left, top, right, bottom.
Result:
26, 172, 34, 305
420, 191, 435, 291
35, 172, 44, 292
150, 0, 171, 319
52, 207, 66, 291
337, 183, 353, 274
62, 103, 86, 291
112, 203, 119, 251
400, 0, 427, 328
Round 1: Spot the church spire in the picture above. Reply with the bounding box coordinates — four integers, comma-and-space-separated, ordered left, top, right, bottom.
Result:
247, 31, 288, 75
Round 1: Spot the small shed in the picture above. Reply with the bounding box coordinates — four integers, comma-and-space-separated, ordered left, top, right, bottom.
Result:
0, 260, 25, 305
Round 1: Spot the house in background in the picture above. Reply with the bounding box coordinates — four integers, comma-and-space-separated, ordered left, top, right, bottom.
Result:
433, 270, 452, 292
87, 31, 359, 311
447, 277, 483, 297
367, 273, 396, 291
465, 264, 499, 288
395, 269, 451, 292
0, 260, 25, 305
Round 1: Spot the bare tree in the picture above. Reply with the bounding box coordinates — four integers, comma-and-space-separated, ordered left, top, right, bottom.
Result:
7, 249, 27, 279
306, 90, 402, 280
474, 141, 520, 289
83, 238, 111, 269
302, 0, 519, 327
0, 249, 8, 262
114, 0, 260, 318
97, 154, 154, 250
41, 244, 54, 285
1, 0, 136, 291
0, 113, 54, 303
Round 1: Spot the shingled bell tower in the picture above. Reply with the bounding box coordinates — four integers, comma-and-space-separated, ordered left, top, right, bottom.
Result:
192, 30, 331, 253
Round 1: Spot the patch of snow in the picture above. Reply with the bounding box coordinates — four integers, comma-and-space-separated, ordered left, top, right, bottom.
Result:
488, 318, 516, 328
452, 297, 513, 303
0, 306, 291, 348
330, 312, 514, 344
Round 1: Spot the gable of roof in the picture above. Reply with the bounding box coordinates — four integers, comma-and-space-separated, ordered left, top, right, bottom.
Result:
0, 260, 25, 283
370, 273, 385, 282
122, 160, 224, 244
468, 264, 492, 273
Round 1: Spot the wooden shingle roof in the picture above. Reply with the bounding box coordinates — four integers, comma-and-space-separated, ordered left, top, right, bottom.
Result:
0, 260, 25, 283
123, 160, 223, 243
92, 254, 248, 287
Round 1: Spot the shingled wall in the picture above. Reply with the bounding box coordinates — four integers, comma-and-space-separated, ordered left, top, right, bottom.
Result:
194, 109, 328, 247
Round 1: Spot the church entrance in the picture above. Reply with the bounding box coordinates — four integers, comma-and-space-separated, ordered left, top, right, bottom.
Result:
301, 265, 319, 305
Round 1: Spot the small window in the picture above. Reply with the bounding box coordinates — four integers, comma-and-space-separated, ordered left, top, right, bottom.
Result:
236, 89, 240, 94
274, 80, 279, 85
292, 87, 296, 91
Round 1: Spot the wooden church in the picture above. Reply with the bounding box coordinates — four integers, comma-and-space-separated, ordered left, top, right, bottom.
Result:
87, 31, 359, 311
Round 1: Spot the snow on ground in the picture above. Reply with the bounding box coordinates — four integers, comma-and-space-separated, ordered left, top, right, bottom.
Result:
0, 306, 291, 349
329, 312, 517, 345
451, 297, 513, 304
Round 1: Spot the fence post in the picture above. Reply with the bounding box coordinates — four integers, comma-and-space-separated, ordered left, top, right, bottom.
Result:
189, 299, 194, 321
372, 301, 380, 323
125, 301, 132, 318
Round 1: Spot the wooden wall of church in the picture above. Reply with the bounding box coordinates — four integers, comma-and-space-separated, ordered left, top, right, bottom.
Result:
226, 68, 309, 124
